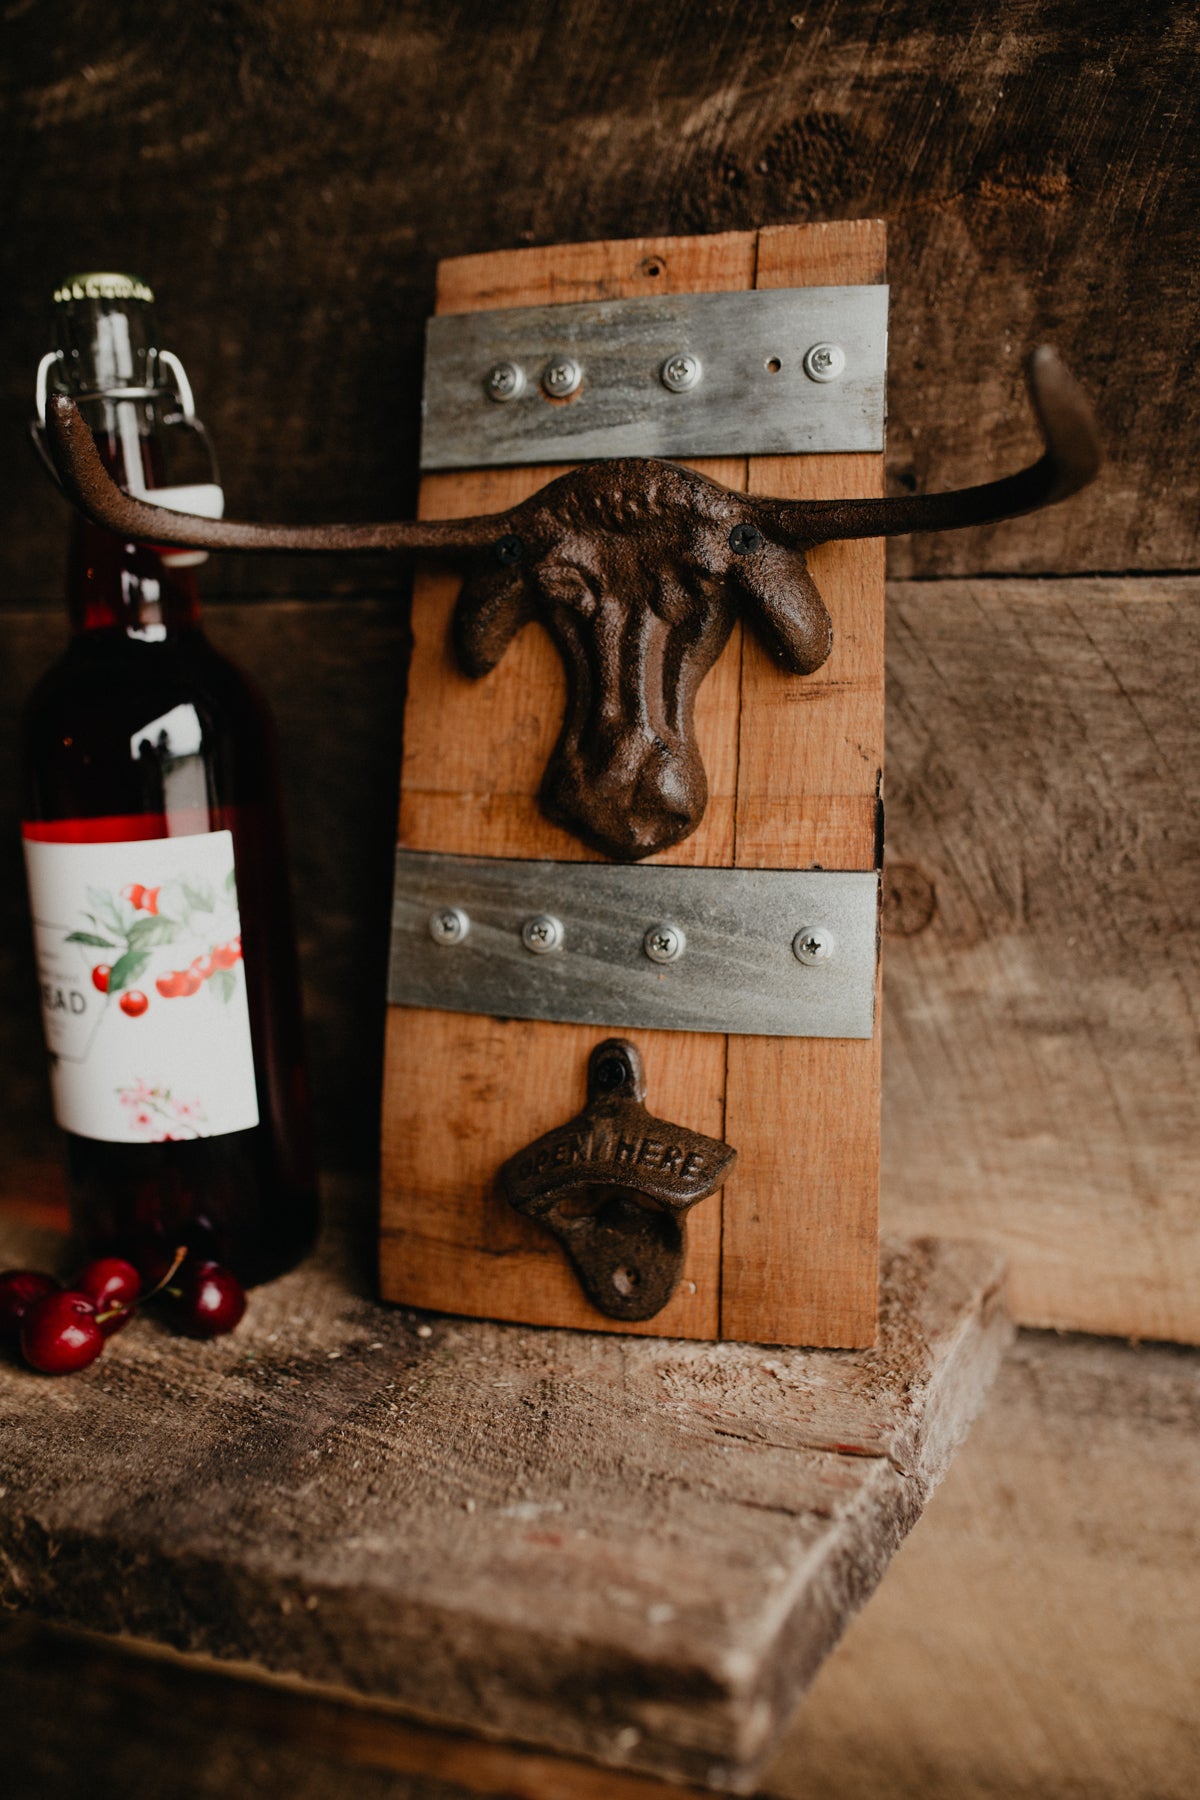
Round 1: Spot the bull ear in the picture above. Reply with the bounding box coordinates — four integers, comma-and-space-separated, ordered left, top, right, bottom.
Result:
729, 542, 833, 674
453, 559, 537, 677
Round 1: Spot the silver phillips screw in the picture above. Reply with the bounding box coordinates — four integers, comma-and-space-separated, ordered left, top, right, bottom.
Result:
803, 342, 846, 383
485, 361, 525, 402
643, 922, 686, 964
660, 352, 702, 393
541, 357, 582, 398
429, 906, 470, 946
793, 925, 835, 965
521, 913, 565, 954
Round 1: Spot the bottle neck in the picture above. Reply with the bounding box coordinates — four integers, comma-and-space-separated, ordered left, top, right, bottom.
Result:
65, 401, 203, 639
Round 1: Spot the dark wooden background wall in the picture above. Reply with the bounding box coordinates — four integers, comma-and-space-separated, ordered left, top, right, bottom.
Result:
1, 0, 1197, 1341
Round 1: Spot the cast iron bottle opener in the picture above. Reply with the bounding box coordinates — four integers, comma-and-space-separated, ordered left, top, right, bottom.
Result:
499, 1039, 736, 1321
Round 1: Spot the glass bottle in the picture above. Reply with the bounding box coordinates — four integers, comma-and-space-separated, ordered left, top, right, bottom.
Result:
21, 272, 318, 1285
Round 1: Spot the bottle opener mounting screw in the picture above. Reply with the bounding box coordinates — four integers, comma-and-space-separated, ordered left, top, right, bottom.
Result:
485, 361, 525, 403
793, 925, 835, 965
643, 922, 686, 964
541, 357, 582, 399
660, 352, 702, 393
521, 912, 564, 954
429, 906, 470, 946
803, 342, 846, 383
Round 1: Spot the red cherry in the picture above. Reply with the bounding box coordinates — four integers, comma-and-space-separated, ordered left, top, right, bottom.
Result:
211, 943, 239, 971
230, 935, 242, 961
20, 1291, 104, 1373
120, 989, 149, 1017
78, 1257, 141, 1312
190, 953, 214, 980
78, 1258, 140, 1336
92, 964, 111, 993
0, 1269, 60, 1344
177, 1261, 246, 1338
156, 972, 178, 997
178, 971, 202, 997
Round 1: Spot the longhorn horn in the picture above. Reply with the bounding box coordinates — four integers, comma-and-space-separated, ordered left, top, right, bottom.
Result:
42, 393, 510, 555
46, 348, 1100, 562
749, 348, 1101, 546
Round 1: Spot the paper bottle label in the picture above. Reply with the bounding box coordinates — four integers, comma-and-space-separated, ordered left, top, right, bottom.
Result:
22, 828, 260, 1143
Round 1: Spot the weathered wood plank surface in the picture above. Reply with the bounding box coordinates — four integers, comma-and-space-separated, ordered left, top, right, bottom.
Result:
722, 222, 884, 1347
881, 575, 1200, 1341
0, 1622, 718, 1800
766, 1331, 1200, 1800
2, 2, 1196, 595
0, 1193, 1009, 1791
5, 1329, 1194, 1800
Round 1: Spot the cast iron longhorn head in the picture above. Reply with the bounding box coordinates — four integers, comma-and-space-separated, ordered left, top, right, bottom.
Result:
44, 348, 1099, 861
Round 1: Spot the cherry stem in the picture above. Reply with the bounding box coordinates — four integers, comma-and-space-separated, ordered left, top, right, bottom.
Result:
140, 1244, 189, 1305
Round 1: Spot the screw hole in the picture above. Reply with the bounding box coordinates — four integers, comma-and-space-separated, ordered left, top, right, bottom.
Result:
641, 258, 664, 279
766, 356, 782, 373
612, 1266, 639, 1296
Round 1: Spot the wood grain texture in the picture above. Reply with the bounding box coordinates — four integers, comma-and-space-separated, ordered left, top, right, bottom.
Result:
722, 221, 885, 1346
382, 223, 883, 1345
765, 1331, 1200, 1800
1, 2, 1195, 598
2, 1330, 1193, 1800
0, 1621, 716, 1800
881, 575, 1200, 1341
0, 1194, 1010, 1792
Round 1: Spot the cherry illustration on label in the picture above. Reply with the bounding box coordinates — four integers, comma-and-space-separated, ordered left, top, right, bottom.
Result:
120, 883, 160, 914
65, 869, 246, 1023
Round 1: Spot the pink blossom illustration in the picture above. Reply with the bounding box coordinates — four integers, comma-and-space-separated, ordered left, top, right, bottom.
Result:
116, 1081, 208, 1139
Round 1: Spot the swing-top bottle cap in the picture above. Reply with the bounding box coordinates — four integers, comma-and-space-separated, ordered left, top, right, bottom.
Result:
50, 272, 160, 396
53, 273, 155, 305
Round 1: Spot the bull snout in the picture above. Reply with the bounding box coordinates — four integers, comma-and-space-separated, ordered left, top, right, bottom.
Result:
541, 724, 706, 861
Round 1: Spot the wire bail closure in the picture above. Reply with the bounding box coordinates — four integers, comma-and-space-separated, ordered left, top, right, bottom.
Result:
33, 346, 214, 468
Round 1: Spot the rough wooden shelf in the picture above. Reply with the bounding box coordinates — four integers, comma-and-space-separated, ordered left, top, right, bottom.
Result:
0, 1195, 1009, 1792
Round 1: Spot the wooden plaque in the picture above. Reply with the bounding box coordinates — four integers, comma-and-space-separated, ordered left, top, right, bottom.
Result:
380, 223, 885, 1346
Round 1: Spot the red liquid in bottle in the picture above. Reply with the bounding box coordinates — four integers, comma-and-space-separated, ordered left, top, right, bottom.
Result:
22, 289, 318, 1284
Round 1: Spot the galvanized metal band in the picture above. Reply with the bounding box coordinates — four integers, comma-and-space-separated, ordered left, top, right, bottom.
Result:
388, 851, 878, 1039
420, 285, 889, 470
